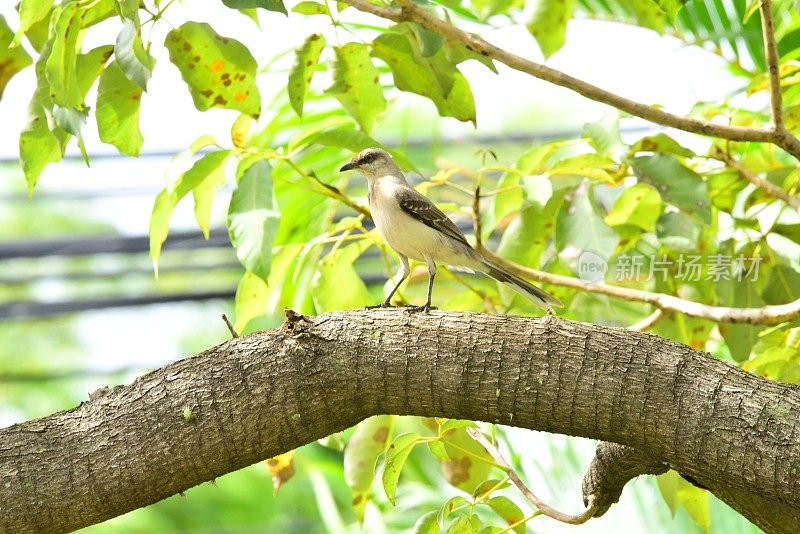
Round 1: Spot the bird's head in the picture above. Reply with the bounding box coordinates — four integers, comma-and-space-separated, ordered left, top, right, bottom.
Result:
339, 147, 400, 180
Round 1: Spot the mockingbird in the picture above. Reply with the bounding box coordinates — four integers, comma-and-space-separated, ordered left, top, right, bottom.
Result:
340, 147, 562, 312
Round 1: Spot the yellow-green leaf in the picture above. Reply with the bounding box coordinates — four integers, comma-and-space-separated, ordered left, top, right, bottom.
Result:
288, 33, 325, 117
222, 0, 287, 15
12, 0, 54, 46
97, 61, 144, 156
312, 240, 374, 311
165, 22, 261, 118
605, 183, 662, 231
115, 20, 155, 90
344, 416, 394, 522
527, 0, 575, 59
327, 42, 386, 133
441, 427, 493, 493
1, 16, 32, 99
382, 432, 422, 505
486, 496, 525, 534
45, 2, 82, 107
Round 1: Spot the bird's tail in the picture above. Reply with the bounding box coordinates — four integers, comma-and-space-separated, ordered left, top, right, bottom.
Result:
479, 258, 563, 310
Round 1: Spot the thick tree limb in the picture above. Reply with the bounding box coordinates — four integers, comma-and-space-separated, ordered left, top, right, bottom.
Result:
341, 0, 800, 161
582, 442, 800, 533
1, 310, 799, 533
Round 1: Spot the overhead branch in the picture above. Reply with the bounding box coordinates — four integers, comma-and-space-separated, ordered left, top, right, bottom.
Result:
2, 309, 799, 533
341, 0, 800, 161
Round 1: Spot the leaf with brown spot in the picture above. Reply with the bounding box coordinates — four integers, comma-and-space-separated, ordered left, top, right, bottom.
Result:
485, 496, 526, 534
0, 15, 32, 101
381, 431, 421, 506
326, 42, 386, 133
264, 450, 295, 495
343, 415, 394, 522
165, 22, 260, 118
441, 428, 493, 493
221, 0, 287, 15
288, 33, 325, 117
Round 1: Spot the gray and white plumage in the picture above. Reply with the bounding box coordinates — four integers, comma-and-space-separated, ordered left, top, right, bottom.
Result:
340, 147, 562, 311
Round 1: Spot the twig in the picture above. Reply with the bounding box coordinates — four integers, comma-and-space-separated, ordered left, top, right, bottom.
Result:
711, 148, 800, 211
476, 245, 800, 325
627, 309, 663, 332
760, 0, 783, 130
341, 0, 800, 161
467, 427, 598, 525
472, 183, 482, 248
222, 314, 239, 338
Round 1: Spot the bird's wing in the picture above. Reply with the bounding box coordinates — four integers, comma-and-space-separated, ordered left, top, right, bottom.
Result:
395, 186, 471, 247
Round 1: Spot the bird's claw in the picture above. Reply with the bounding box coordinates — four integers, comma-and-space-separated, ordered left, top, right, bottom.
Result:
365, 301, 393, 309
404, 304, 437, 314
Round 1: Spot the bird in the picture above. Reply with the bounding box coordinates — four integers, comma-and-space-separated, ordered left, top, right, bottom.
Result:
340, 147, 563, 312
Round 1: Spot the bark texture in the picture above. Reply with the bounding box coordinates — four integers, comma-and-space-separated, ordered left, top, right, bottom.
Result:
1, 309, 799, 533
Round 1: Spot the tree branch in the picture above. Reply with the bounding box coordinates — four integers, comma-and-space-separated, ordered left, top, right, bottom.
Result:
477, 245, 800, 325
711, 148, 800, 211
342, 0, 800, 161
760, 0, 783, 130
2, 310, 799, 533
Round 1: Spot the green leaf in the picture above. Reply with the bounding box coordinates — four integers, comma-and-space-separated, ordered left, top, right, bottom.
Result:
676, 480, 710, 533
149, 150, 232, 271
428, 440, 450, 461
313, 240, 374, 310
743, 0, 760, 23
20, 46, 67, 194
632, 154, 711, 224
222, 0, 288, 15
628, 0, 666, 32
0, 15, 33, 99
76, 45, 114, 98
527, 0, 575, 58
717, 251, 765, 361
555, 183, 619, 273
288, 34, 325, 117
497, 176, 566, 277
605, 183, 662, 231
707, 170, 744, 212
46, 2, 83, 107
655, 211, 700, 252
656, 471, 679, 517
440, 419, 477, 432
165, 22, 261, 117
472, 478, 511, 499
413, 511, 440, 534
629, 133, 695, 157
115, 0, 140, 19
549, 153, 616, 183
372, 30, 476, 123
228, 160, 280, 281
52, 105, 89, 164
344, 415, 394, 522
447, 515, 472, 534
115, 20, 156, 90
584, 113, 624, 156
382, 432, 423, 505
292, 1, 330, 15
13, 0, 54, 46
439, 495, 470, 522
327, 43, 386, 133
96, 60, 144, 156
764, 265, 800, 303
486, 496, 525, 534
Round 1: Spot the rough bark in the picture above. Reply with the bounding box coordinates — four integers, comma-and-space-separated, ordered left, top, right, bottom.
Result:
1, 309, 799, 533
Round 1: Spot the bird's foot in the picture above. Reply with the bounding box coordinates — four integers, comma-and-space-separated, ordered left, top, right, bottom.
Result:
404, 304, 437, 314
365, 301, 393, 309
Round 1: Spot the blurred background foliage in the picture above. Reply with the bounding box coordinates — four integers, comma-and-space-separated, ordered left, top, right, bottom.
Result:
1, 0, 798, 531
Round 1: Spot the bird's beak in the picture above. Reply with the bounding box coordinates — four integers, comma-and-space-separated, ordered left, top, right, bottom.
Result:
339, 161, 358, 172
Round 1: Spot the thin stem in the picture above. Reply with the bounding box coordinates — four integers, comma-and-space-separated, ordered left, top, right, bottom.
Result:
709, 149, 800, 212
467, 428, 598, 525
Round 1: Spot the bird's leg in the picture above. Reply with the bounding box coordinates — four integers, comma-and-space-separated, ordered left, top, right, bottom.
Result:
366, 254, 409, 309
407, 258, 437, 313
